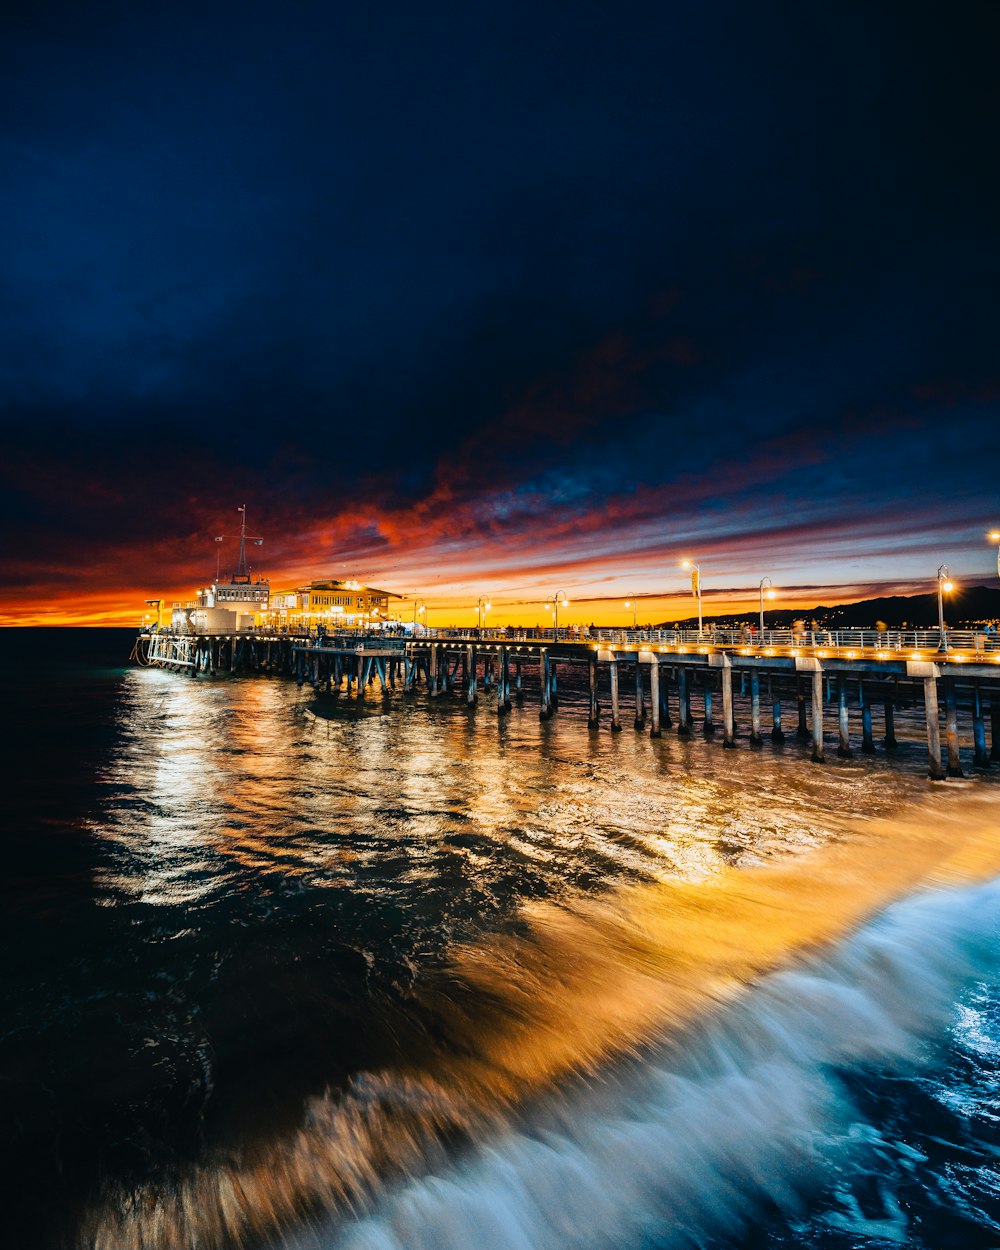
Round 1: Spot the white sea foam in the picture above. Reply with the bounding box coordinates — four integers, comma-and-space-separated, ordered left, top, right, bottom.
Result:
282, 877, 1000, 1250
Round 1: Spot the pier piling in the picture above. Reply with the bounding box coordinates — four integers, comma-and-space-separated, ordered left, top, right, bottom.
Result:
677, 668, 691, 736
770, 676, 784, 742
609, 659, 622, 732
943, 678, 963, 777
649, 661, 662, 737
811, 667, 825, 763
923, 675, 945, 780
837, 676, 852, 758
749, 671, 762, 747
721, 661, 736, 749
972, 683, 989, 769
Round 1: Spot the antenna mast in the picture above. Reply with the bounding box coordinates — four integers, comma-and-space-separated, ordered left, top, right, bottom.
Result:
214, 505, 264, 583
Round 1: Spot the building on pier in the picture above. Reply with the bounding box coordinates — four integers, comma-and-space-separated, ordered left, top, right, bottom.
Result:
264, 579, 395, 631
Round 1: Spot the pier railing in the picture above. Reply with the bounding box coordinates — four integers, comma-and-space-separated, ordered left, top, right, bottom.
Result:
405, 626, 998, 654
145, 622, 999, 657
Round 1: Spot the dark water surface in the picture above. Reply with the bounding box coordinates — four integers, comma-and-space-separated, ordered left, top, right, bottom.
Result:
1, 629, 998, 1249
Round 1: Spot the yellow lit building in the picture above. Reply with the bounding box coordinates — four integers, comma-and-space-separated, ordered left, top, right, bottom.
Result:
263, 579, 395, 630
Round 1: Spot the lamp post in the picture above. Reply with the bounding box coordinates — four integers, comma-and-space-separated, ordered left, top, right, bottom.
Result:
990, 530, 1000, 579
413, 600, 426, 631
544, 591, 570, 637
477, 595, 491, 631
624, 596, 638, 630
758, 577, 775, 635
937, 565, 954, 653
680, 561, 702, 634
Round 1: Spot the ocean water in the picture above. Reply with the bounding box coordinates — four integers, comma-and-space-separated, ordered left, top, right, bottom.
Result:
1, 628, 998, 1250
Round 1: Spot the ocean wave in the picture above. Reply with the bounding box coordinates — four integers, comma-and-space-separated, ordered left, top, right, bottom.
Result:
288, 878, 1000, 1250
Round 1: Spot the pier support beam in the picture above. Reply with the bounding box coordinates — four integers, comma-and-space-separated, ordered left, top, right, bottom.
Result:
634, 662, 645, 730
837, 676, 852, 758
609, 659, 622, 732
797, 681, 809, 741
677, 668, 691, 736
860, 682, 875, 754
498, 647, 512, 713
811, 668, 825, 763
924, 676, 945, 780
539, 650, 552, 720
721, 659, 736, 748
649, 661, 661, 737
943, 678, 963, 777
749, 671, 762, 747
770, 676, 784, 743
992, 698, 1000, 762
588, 655, 599, 728
466, 646, 477, 705
884, 694, 897, 751
972, 683, 989, 769
660, 664, 671, 729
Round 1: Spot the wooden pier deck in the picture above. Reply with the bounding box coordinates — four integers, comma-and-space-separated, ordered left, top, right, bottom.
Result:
136, 626, 1000, 780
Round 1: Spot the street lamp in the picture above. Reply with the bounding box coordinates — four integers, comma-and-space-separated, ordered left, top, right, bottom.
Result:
758, 577, 775, 635
544, 591, 570, 636
477, 595, 491, 631
990, 530, 1000, 579
937, 565, 954, 653
680, 561, 702, 634
413, 600, 426, 630
624, 596, 638, 630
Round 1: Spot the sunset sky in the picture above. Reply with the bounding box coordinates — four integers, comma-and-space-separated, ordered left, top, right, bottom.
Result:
2, 3, 998, 627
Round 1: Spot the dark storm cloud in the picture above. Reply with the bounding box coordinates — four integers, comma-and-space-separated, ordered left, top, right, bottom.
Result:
1, 1, 998, 618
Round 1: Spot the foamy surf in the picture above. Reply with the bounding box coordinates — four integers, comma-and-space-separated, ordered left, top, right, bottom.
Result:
286, 877, 1000, 1250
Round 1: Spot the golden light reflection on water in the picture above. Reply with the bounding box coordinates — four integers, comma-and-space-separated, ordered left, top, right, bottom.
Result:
83, 673, 1000, 1250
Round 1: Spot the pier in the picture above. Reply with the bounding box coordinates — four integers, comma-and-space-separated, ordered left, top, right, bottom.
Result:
136, 625, 1000, 780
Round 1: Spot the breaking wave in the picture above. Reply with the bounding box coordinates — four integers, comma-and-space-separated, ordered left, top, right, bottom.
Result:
291, 877, 1000, 1250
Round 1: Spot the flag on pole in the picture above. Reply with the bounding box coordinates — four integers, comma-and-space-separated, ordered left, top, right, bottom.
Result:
691, 568, 700, 595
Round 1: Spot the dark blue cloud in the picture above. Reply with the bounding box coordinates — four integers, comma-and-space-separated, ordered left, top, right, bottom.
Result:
1, 0, 998, 603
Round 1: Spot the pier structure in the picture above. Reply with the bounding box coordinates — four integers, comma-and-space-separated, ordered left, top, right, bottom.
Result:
135, 624, 1000, 780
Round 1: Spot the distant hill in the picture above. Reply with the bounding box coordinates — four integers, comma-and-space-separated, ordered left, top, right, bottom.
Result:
663, 585, 1000, 630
